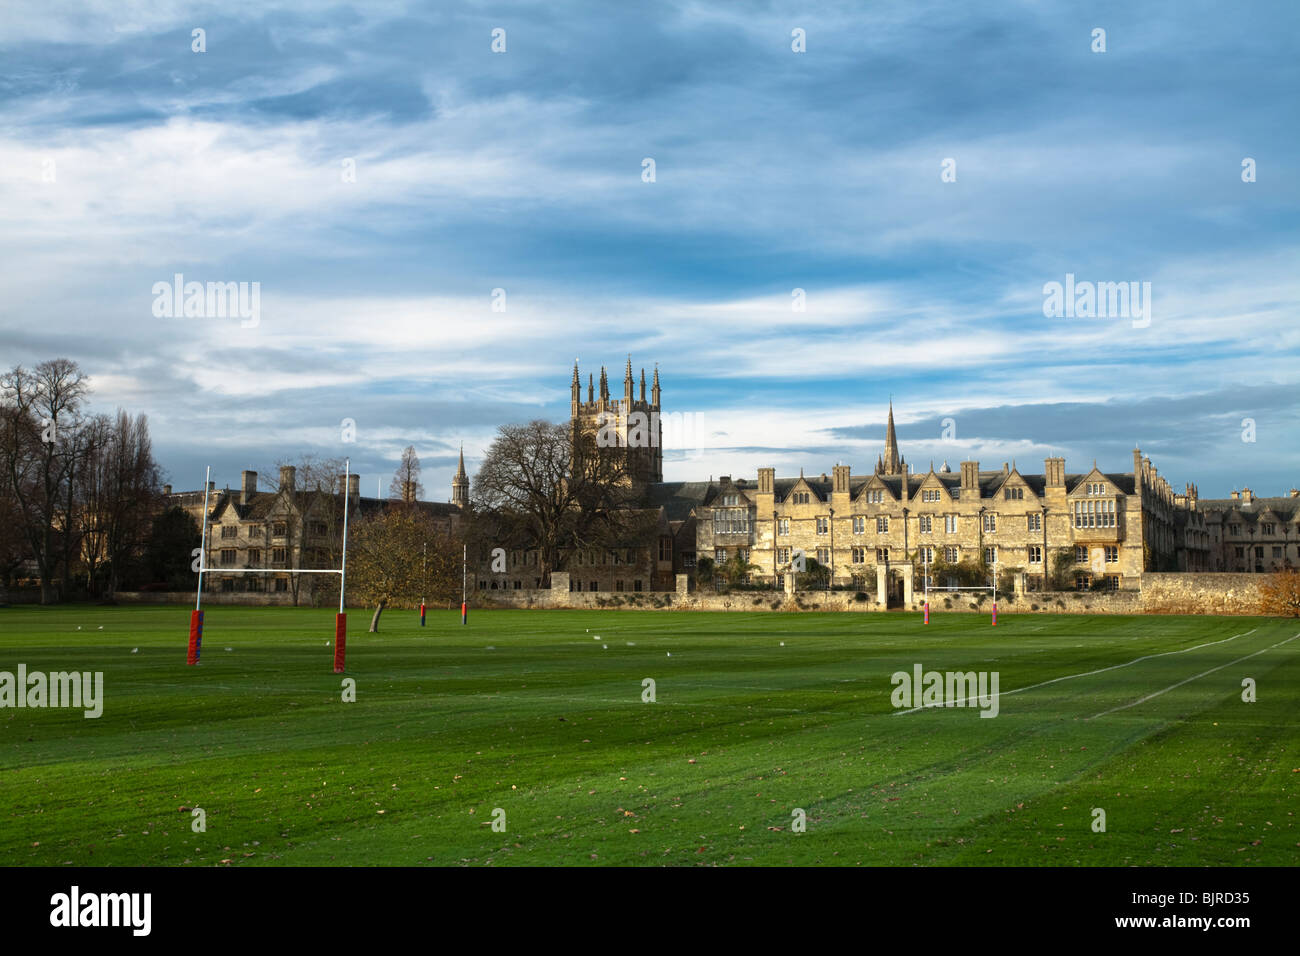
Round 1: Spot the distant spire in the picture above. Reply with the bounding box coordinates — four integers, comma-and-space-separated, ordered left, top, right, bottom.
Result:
881, 400, 902, 476
625, 355, 633, 382
451, 444, 469, 508
588, 372, 594, 403
639, 367, 646, 402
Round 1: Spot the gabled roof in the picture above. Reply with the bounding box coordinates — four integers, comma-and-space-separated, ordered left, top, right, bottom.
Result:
645, 482, 715, 521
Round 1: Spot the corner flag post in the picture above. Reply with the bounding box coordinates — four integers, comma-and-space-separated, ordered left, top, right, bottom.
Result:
334, 458, 350, 673
420, 541, 427, 626
461, 543, 467, 625
188, 465, 211, 665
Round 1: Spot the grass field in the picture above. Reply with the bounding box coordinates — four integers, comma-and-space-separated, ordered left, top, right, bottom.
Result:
1, 604, 1296, 866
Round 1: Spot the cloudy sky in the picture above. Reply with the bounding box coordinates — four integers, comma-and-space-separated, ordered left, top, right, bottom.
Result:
2, 0, 1297, 500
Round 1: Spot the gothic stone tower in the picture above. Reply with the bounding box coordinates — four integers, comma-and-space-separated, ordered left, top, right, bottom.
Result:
570, 357, 663, 487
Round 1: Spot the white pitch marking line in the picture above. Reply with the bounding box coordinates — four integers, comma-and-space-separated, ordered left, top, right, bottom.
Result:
1086, 631, 1299, 720
893, 628, 1257, 716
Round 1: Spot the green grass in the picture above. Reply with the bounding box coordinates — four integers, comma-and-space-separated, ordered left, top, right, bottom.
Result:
1, 604, 1296, 866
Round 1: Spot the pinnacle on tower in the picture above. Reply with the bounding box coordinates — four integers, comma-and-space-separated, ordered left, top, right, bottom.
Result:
639, 366, 646, 402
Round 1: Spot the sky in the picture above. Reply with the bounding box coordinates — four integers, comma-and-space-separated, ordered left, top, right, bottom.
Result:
1, 0, 1297, 501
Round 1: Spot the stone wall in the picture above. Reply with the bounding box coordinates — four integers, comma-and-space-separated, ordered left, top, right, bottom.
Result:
1138, 572, 1266, 615
115, 590, 301, 606
108, 572, 1272, 616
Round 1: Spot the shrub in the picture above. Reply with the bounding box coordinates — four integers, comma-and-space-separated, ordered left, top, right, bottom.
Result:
854, 591, 869, 602
1260, 569, 1300, 617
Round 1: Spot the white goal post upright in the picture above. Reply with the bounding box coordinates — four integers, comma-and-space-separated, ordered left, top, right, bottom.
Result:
185, 459, 353, 671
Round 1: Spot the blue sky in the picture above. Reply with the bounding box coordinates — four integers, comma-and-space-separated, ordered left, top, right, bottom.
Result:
2, 0, 1297, 500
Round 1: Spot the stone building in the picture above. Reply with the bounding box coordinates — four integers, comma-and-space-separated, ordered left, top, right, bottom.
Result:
1193, 486, 1300, 572
165, 463, 462, 601
684, 402, 1181, 596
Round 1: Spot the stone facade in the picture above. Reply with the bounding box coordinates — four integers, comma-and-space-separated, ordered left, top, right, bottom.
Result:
689, 404, 1180, 594
1192, 487, 1300, 573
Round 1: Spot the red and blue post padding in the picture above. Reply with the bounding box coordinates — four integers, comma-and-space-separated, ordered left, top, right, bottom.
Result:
187, 609, 204, 665
419, 602, 426, 626
333, 613, 347, 673
923, 602, 929, 625
461, 602, 467, 625
991, 602, 997, 626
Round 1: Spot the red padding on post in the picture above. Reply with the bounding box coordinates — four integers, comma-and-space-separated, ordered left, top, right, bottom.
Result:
188, 609, 204, 665
333, 613, 347, 673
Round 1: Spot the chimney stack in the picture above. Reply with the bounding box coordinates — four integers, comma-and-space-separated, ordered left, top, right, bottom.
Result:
1044, 457, 1065, 488
347, 473, 360, 498
832, 464, 850, 495
960, 461, 979, 496
163, 484, 172, 496
279, 465, 296, 493
241, 470, 257, 506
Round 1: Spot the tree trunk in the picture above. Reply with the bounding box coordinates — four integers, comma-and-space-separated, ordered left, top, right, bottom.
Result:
369, 600, 386, 632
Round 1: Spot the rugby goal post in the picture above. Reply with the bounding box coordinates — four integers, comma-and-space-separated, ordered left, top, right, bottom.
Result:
189, 459, 353, 672
921, 551, 999, 625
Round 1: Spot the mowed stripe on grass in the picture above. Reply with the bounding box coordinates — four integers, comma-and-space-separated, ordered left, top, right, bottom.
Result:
0, 605, 1294, 865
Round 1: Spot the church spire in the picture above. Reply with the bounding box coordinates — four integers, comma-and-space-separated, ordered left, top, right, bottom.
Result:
451, 444, 469, 508
881, 400, 902, 476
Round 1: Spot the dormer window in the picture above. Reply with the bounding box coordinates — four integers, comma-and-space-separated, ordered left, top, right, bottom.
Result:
1003, 487, 1024, 500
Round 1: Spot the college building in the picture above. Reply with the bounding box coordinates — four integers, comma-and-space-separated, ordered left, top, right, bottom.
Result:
479, 360, 1298, 598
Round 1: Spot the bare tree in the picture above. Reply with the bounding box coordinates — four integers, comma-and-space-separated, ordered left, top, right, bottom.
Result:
0, 360, 90, 603
78, 410, 161, 597
389, 445, 423, 504
470, 419, 652, 583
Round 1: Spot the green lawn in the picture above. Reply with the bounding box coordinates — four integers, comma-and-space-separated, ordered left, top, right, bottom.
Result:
1, 604, 1295, 866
